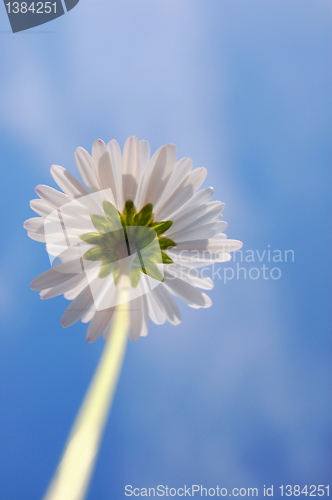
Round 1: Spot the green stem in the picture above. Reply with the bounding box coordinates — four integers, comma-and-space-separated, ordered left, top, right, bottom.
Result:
43, 274, 131, 500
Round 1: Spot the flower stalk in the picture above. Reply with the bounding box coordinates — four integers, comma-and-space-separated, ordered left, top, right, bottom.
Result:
43, 273, 131, 500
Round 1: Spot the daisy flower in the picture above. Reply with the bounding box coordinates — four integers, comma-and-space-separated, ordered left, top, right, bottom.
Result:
25, 137, 242, 342
25, 137, 242, 500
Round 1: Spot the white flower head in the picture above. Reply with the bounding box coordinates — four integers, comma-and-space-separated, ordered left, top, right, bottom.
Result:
24, 137, 242, 342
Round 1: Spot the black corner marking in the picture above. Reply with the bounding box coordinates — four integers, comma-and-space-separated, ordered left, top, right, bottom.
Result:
3, 0, 80, 33
64, 0, 80, 12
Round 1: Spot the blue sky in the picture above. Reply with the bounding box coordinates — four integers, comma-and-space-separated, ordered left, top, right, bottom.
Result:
0, 1, 331, 499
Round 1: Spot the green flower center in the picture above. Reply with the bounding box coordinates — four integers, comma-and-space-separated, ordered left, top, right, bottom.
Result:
79, 200, 176, 288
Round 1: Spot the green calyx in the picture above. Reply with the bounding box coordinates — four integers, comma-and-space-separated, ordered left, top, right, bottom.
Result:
79, 200, 176, 288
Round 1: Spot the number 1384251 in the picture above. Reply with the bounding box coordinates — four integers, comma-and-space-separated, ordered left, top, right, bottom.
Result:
5, 2, 57, 14
280, 485, 330, 496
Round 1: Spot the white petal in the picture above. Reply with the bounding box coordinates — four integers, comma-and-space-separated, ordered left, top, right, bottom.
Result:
28, 231, 46, 242
81, 304, 96, 323
60, 285, 94, 327
30, 267, 80, 291
168, 238, 242, 267
152, 157, 192, 216
92, 139, 119, 206
164, 265, 214, 290
167, 201, 225, 236
153, 284, 182, 325
156, 167, 207, 221
139, 140, 150, 172
40, 273, 87, 299
30, 199, 53, 217
169, 252, 232, 268
139, 294, 149, 337
164, 277, 212, 309
91, 138, 106, 162
166, 186, 214, 222
58, 196, 101, 223
35, 185, 70, 209
96, 280, 118, 312
74, 147, 100, 193
171, 221, 227, 242
50, 211, 95, 234
134, 145, 163, 208
168, 238, 240, 268
107, 139, 123, 210
86, 308, 115, 343
50, 165, 89, 199
122, 136, 140, 202
174, 238, 243, 253
135, 144, 177, 210
185, 203, 225, 228
146, 288, 167, 325
24, 217, 44, 232
127, 295, 149, 341
64, 277, 90, 300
